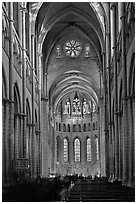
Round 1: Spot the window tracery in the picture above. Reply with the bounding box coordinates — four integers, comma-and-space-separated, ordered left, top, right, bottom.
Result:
64, 40, 82, 58
74, 138, 80, 162
92, 103, 96, 113
83, 99, 90, 114
63, 99, 70, 115
72, 93, 81, 117
87, 138, 92, 162
95, 137, 99, 160
64, 138, 68, 162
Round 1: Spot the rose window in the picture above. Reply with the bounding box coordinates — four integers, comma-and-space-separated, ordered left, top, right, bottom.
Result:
64, 40, 82, 58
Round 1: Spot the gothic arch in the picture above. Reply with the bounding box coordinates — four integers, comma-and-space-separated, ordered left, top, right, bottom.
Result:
2, 67, 7, 98
14, 83, 21, 158
73, 137, 81, 162
63, 137, 69, 163
14, 83, 21, 113
26, 99, 31, 124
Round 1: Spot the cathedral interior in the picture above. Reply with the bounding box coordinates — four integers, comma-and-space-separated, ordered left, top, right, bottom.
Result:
2, 2, 135, 202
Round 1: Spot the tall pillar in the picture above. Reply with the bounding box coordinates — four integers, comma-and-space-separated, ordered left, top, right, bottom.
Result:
20, 3, 27, 158
120, 2, 129, 185
14, 114, 20, 158
102, 51, 109, 176
41, 97, 49, 177
41, 69, 49, 177
131, 97, 135, 187
111, 3, 119, 180
127, 96, 132, 187
31, 33, 37, 178
105, 2, 113, 177
2, 99, 8, 185
38, 53, 42, 175
8, 2, 15, 185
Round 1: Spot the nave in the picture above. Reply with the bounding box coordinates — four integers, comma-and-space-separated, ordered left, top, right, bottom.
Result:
3, 175, 135, 202
2, 2, 135, 201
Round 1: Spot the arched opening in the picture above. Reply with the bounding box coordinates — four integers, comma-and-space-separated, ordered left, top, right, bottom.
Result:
74, 138, 81, 162
14, 83, 21, 158
87, 137, 92, 162
64, 138, 69, 163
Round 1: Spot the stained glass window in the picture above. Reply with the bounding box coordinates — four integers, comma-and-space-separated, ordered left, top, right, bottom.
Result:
87, 138, 92, 162
74, 138, 80, 162
64, 138, 68, 162
95, 137, 99, 160
72, 93, 81, 117
83, 99, 90, 114
93, 103, 96, 112
56, 136, 59, 162
64, 40, 82, 58
63, 100, 70, 115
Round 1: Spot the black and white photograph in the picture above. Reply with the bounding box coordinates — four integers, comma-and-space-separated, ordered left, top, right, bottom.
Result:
2, 1, 135, 202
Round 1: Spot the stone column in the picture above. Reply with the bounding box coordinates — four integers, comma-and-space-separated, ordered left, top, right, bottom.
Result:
31, 33, 37, 178
127, 95, 135, 187
41, 97, 49, 177
111, 3, 119, 180
120, 2, 129, 186
105, 2, 113, 177
26, 124, 30, 159
102, 51, 109, 176
20, 3, 27, 158
2, 99, 8, 185
8, 2, 15, 185
14, 114, 20, 158
38, 53, 42, 175
132, 97, 135, 187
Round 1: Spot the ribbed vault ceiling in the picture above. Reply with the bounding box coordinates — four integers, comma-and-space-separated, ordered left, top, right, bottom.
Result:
29, 2, 106, 111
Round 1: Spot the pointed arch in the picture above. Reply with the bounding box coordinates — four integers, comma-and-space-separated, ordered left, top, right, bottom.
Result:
87, 137, 92, 162
74, 137, 81, 162
14, 83, 21, 158
14, 83, 21, 114
64, 137, 69, 163
26, 99, 31, 124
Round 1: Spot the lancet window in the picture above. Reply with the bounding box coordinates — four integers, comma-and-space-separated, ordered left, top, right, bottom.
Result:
83, 99, 90, 114
63, 99, 70, 115
87, 138, 92, 162
72, 93, 81, 117
74, 138, 80, 162
64, 138, 68, 162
